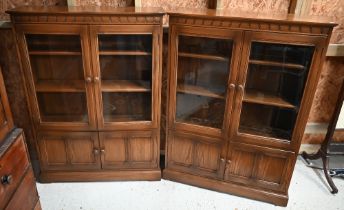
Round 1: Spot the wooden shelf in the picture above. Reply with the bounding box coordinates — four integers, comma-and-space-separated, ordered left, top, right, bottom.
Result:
243, 89, 295, 109
179, 52, 228, 61
103, 114, 149, 122
99, 51, 151, 56
177, 84, 224, 99
101, 80, 151, 92
35, 80, 85, 92
29, 51, 81, 56
249, 59, 305, 70
41, 114, 88, 122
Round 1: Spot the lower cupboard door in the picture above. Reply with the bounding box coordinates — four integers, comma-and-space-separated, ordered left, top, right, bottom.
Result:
166, 132, 226, 179
99, 131, 159, 169
224, 143, 295, 192
38, 132, 101, 170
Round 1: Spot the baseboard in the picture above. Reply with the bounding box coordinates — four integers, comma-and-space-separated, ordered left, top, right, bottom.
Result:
299, 144, 321, 154
39, 169, 161, 182
163, 169, 288, 207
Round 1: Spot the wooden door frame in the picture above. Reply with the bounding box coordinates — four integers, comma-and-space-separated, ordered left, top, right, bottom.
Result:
14, 24, 97, 131
89, 24, 162, 131
167, 24, 244, 138
229, 31, 327, 151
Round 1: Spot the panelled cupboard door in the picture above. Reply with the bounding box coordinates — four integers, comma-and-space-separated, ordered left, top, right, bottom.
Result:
166, 131, 226, 179
168, 25, 243, 138
224, 143, 295, 192
89, 25, 162, 130
230, 31, 327, 150
15, 24, 97, 131
99, 131, 159, 169
38, 132, 101, 170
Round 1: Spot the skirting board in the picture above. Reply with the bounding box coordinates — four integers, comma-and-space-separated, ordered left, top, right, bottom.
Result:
163, 169, 289, 206
39, 169, 161, 183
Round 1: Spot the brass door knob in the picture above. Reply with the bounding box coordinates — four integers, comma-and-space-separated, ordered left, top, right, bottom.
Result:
86, 77, 92, 83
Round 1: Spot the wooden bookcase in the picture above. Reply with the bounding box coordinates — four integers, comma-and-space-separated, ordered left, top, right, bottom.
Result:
8, 7, 164, 182
164, 9, 336, 206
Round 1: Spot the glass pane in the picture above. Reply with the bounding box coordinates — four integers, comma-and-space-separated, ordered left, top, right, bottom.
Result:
37, 93, 88, 122
26, 34, 89, 124
99, 55, 151, 82
102, 92, 151, 122
98, 35, 152, 52
176, 93, 225, 128
239, 103, 297, 140
98, 34, 153, 123
26, 34, 81, 52
176, 35, 233, 129
30, 55, 84, 82
238, 42, 315, 140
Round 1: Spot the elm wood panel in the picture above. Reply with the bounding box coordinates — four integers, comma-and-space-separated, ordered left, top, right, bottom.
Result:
0, 67, 14, 143
0, 134, 29, 210
224, 143, 295, 192
99, 131, 159, 169
14, 24, 98, 131
89, 24, 162, 131
249, 59, 305, 70
4, 169, 39, 210
178, 52, 228, 61
243, 89, 295, 109
39, 169, 161, 182
37, 132, 101, 171
163, 169, 289, 206
28, 51, 82, 55
167, 8, 336, 27
166, 131, 226, 179
177, 84, 224, 99
229, 31, 328, 151
99, 51, 152, 55
101, 80, 151, 92
7, 6, 164, 25
35, 80, 85, 92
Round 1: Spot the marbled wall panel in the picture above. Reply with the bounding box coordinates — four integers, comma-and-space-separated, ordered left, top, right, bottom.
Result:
305, 0, 344, 143
140, 0, 208, 11
219, 0, 290, 15
73, 0, 133, 7
0, 0, 67, 21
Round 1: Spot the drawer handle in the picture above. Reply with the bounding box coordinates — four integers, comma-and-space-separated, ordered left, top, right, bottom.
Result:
1, 174, 13, 185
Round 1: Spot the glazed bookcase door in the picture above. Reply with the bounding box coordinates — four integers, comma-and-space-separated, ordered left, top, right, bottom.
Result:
168, 26, 242, 137
90, 25, 161, 130
15, 25, 97, 131
230, 32, 326, 150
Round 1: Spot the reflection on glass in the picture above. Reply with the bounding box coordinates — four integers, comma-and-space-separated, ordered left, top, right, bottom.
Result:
102, 92, 151, 122
176, 93, 225, 128
98, 35, 152, 52
37, 93, 88, 122
26, 34, 81, 52
98, 34, 153, 122
176, 35, 233, 129
239, 42, 315, 140
26, 34, 88, 123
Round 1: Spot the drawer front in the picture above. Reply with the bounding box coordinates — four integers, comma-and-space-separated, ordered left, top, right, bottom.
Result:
5, 169, 39, 210
0, 134, 29, 209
